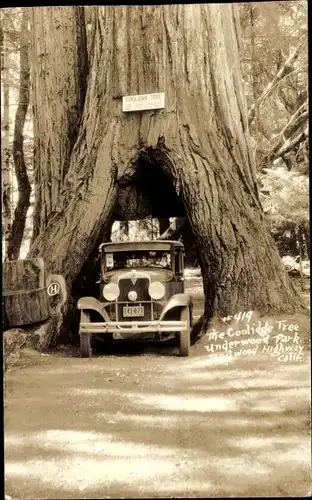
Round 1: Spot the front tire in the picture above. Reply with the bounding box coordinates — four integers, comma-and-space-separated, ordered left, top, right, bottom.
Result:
179, 307, 190, 357
80, 333, 92, 358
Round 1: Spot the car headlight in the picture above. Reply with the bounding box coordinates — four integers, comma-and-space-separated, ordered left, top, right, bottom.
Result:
103, 283, 119, 301
149, 282, 165, 300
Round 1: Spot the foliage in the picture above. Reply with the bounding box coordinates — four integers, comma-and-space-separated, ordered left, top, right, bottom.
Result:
259, 166, 308, 224
239, 1, 308, 172
111, 218, 162, 242
1, 7, 33, 260
282, 255, 310, 277
259, 165, 309, 265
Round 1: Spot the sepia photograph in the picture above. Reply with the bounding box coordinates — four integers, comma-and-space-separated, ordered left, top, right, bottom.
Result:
2, 2, 310, 499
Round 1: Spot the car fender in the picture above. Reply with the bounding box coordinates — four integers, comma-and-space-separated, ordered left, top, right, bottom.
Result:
77, 296, 110, 322
160, 293, 193, 321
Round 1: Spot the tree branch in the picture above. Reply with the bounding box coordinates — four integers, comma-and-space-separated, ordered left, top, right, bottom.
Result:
158, 217, 187, 240
248, 40, 307, 126
269, 101, 308, 159
273, 127, 308, 160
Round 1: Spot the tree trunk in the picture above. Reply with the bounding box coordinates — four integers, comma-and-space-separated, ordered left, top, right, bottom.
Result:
1, 11, 12, 261
30, 6, 88, 243
7, 9, 31, 261
120, 220, 129, 238
29, 5, 304, 345
180, 219, 199, 267
295, 225, 305, 293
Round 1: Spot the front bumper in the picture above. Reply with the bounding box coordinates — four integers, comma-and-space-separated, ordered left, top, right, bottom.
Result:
79, 320, 187, 339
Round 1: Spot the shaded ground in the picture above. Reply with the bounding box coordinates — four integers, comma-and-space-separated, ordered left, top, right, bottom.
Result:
4, 274, 311, 499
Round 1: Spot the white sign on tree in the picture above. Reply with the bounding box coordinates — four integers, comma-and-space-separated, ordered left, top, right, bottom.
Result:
122, 92, 165, 112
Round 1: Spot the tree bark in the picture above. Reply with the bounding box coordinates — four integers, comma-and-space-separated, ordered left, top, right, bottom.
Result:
1, 11, 12, 261
29, 5, 304, 345
7, 9, 31, 261
30, 6, 88, 243
249, 5, 259, 164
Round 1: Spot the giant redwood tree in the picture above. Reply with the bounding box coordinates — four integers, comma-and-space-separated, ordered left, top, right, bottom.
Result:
28, 5, 303, 342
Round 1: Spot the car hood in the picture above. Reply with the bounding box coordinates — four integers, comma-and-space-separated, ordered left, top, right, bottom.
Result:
105, 268, 173, 284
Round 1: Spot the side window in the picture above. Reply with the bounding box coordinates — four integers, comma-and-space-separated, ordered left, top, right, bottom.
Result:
175, 250, 183, 276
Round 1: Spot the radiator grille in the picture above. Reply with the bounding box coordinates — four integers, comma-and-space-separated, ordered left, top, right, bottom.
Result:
118, 278, 150, 302
117, 277, 151, 323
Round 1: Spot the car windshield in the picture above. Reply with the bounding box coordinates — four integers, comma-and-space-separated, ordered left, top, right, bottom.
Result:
105, 250, 172, 270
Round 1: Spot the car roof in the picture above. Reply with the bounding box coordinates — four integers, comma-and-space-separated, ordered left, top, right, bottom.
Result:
99, 240, 184, 252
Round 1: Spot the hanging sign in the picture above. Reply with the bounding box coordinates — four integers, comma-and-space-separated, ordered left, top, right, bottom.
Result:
122, 92, 165, 112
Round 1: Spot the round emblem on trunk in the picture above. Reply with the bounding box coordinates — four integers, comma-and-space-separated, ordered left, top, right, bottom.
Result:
128, 290, 137, 302
47, 282, 60, 296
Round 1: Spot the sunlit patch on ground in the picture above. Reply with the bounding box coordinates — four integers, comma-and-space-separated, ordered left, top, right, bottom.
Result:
177, 355, 236, 368
123, 392, 239, 412
95, 411, 181, 427
5, 455, 217, 496
227, 435, 310, 465
6, 429, 187, 458
5, 429, 217, 493
70, 387, 119, 397
6, 456, 183, 491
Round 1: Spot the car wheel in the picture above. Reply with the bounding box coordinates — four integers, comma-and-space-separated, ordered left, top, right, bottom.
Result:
80, 333, 92, 358
179, 307, 190, 357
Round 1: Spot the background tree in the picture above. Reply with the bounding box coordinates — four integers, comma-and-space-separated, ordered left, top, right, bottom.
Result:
1, 10, 12, 261
239, 1, 308, 170
259, 165, 309, 289
238, 1, 308, 270
1, 7, 33, 261
7, 9, 31, 260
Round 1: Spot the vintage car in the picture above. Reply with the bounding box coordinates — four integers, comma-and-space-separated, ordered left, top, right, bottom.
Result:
77, 240, 193, 357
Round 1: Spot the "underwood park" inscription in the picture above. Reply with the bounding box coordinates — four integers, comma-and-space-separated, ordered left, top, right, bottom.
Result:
204, 312, 305, 363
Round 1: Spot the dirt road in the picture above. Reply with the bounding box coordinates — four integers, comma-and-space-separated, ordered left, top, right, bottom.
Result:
4, 340, 311, 499
4, 277, 311, 498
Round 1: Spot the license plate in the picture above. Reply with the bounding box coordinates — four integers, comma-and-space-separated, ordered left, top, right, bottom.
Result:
123, 306, 144, 317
